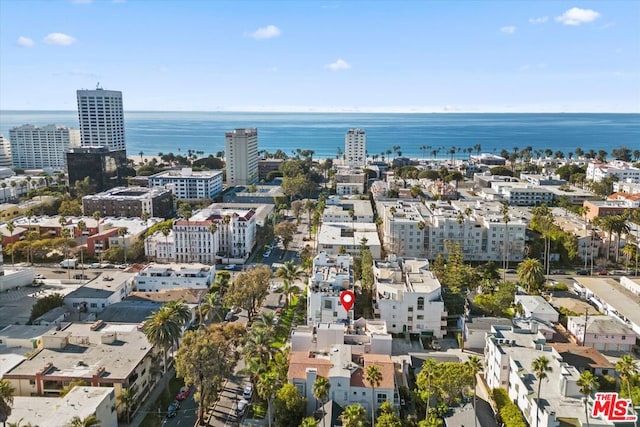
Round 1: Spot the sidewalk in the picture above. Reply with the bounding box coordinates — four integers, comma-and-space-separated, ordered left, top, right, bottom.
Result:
129, 368, 176, 427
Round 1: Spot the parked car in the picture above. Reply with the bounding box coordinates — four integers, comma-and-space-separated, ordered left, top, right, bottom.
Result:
275, 307, 283, 315
431, 339, 442, 350
225, 310, 234, 322
236, 399, 249, 416
271, 284, 280, 292
272, 316, 280, 326
73, 274, 88, 280
223, 264, 236, 270
505, 269, 517, 274
167, 400, 180, 418
242, 384, 253, 400
263, 250, 271, 258
89, 263, 101, 269
176, 386, 190, 401
596, 270, 608, 276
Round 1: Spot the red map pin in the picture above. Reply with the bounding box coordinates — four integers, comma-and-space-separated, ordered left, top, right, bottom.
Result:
340, 290, 355, 312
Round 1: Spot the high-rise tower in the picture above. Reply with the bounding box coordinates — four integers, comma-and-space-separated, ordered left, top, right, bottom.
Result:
76, 84, 126, 151
225, 128, 259, 186
345, 128, 366, 167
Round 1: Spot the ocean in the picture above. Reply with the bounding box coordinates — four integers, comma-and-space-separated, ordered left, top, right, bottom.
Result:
0, 111, 638, 160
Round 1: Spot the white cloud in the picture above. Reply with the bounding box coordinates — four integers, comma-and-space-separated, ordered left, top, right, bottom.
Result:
248, 25, 281, 40
528, 16, 548, 24
325, 59, 351, 71
44, 33, 76, 45
555, 7, 600, 26
17, 36, 35, 47
500, 26, 516, 34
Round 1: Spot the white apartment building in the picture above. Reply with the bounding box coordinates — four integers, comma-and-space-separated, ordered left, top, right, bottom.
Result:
307, 253, 354, 326
149, 168, 223, 200
485, 324, 615, 427
380, 200, 428, 257
9, 124, 80, 169
77, 86, 126, 151
134, 263, 214, 292
171, 207, 256, 264
0, 135, 12, 168
317, 222, 382, 259
291, 319, 392, 355
334, 168, 368, 195
345, 128, 366, 167
421, 201, 527, 263
288, 346, 397, 416
63, 271, 134, 314
225, 128, 259, 186
373, 257, 447, 337
586, 160, 640, 183
323, 197, 375, 223
144, 229, 176, 262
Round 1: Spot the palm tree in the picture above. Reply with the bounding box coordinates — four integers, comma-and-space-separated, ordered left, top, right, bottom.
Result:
301, 417, 317, 427
77, 220, 87, 277
276, 260, 304, 282
280, 279, 300, 307
208, 223, 217, 264
341, 403, 367, 427
577, 371, 599, 427
616, 354, 638, 414
65, 415, 100, 427
142, 306, 181, 373
199, 292, 218, 325
7, 418, 37, 427
5, 221, 15, 266
117, 227, 128, 264
118, 386, 137, 424
500, 202, 510, 281
243, 326, 277, 368
517, 258, 545, 294
313, 376, 331, 427
0, 379, 15, 427
364, 364, 383, 427
256, 370, 282, 427
466, 356, 483, 427
532, 356, 553, 427
610, 215, 630, 263
160, 225, 171, 261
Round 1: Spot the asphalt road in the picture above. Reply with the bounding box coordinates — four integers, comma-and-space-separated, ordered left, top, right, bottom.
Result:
162, 391, 198, 427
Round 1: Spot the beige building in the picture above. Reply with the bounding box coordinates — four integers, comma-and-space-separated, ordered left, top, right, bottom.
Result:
345, 128, 366, 167
9, 124, 80, 169
3, 321, 158, 417
225, 128, 259, 186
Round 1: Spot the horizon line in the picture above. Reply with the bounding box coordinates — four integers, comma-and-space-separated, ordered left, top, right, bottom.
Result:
1, 109, 639, 114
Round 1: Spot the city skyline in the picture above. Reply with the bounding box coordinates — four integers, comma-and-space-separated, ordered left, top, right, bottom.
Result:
1, 0, 639, 113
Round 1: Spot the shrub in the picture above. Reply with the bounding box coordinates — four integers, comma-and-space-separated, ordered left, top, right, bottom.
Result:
492, 388, 527, 427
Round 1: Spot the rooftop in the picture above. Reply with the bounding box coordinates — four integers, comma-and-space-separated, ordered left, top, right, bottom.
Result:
466, 316, 513, 331
4, 322, 153, 381
64, 271, 134, 300
567, 315, 636, 336
548, 343, 614, 370
574, 277, 640, 327
7, 386, 114, 426
150, 168, 223, 179
0, 324, 55, 340
97, 300, 163, 324
514, 295, 559, 318
127, 288, 207, 304
83, 186, 171, 200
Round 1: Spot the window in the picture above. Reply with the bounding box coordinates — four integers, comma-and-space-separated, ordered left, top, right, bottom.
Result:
417, 297, 425, 310
417, 315, 424, 320
324, 300, 332, 310
377, 393, 387, 404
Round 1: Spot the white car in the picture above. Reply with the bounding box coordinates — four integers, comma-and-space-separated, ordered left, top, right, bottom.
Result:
236, 399, 249, 416
242, 384, 253, 400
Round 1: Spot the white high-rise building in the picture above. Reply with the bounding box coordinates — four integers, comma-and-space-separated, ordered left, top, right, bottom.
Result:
0, 135, 12, 168
8, 125, 80, 169
225, 128, 258, 186
77, 86, 126, 151
345, 128, 366, 167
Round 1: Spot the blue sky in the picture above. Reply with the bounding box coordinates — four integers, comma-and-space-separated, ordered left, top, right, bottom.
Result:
1, 0, 639, 112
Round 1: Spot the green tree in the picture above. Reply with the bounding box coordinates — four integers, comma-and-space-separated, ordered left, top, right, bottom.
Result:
0, 379, 14, 427
273, 383, 306, 427
275, 260, 304, 283
375, 401, 401, 427
142, 306, 182, 373
257, 369, 283, 427
365, 365, 383, 427
65, 415, 101, 427
175, 323, 245, 423
465, 356, 483, 427
616, 355, 638, 406
342, 403, 367, 427
300, 417, 317, 427
118, 386, 137, 424
224, 265, 271, 319
517, 258, 545, 293
532, 356, 553, 427
29, 293, 64, 322
416, 361, 473, 407
199, 292, 219, 325
577, 371, 599, 427
313, 376, 331, 427
274, 222, 298, 252
279, 279, 300, 307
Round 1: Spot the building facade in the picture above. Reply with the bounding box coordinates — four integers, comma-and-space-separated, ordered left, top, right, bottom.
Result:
345, 128, 366, 167
77, 87, 126, 151
307, 253, 354, 326
9, 124, 80, 169
133, 263, 214, 292
0, 135, 12, 168
66, 146, 127, 194
374, 257, 447, 337
148, 168, 223, 200
82, 186, 174, 218
225, 128, 259, 186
